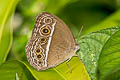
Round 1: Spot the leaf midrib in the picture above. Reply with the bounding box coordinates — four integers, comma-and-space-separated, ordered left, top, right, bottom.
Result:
98, 30, 119, 62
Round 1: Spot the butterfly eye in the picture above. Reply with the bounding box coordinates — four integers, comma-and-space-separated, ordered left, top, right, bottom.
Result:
41, 26, 51, 35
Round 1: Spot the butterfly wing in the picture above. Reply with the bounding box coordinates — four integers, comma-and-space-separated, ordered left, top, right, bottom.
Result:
25, 12, 57, 71
44, 12, 79, 68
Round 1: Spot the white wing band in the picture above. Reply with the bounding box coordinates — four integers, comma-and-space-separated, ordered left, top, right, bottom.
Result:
44, 21, 56, 67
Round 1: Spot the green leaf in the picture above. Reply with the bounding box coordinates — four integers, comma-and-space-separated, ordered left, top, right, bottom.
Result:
19, 57, 90, 80
15, 73, 20, 80
78, 27, 120, 80
0, 0, 19, 65
98, 30, 120, 80
82, 9, 120, 35
0, 60, 35, 80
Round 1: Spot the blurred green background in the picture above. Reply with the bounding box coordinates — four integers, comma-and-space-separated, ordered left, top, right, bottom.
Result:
0, 0, 120, 80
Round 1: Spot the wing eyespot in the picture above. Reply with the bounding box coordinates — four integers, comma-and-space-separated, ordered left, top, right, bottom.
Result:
36, 48, 43, 55
40, 38, 47, 44
40, 26, 51, 35
35, 48, 44, 60
37, 54, 44, 61
36, 48, 42, 53
39, 61, 42, 64
37, 54, 42, 58
43, 17, 52, 24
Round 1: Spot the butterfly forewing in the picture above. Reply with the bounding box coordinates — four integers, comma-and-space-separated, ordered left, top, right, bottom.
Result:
26, 12, 56, 71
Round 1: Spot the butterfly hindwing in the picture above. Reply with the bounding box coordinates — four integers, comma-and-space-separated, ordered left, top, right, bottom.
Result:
45, 13, 77, 68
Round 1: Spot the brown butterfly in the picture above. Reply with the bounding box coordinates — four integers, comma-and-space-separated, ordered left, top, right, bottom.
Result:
25, 12, 80, 71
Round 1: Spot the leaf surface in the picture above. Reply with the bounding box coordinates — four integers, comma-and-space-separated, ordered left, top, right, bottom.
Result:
98, 30, 120, 80
20, 57, 90, 80
0, 60, 35, 80
0, 0, 19, 65
78, 27, 120, 80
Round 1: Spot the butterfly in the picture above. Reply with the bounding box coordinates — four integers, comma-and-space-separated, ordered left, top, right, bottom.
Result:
25, 12, 80, 71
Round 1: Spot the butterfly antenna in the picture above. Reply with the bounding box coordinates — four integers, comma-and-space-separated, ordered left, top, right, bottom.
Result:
78, 25, 84, 39
75, 25, 84, 59
76, 25, 84, 47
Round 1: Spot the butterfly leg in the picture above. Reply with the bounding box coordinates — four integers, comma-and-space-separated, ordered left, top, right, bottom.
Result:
66, 58, 72, 73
